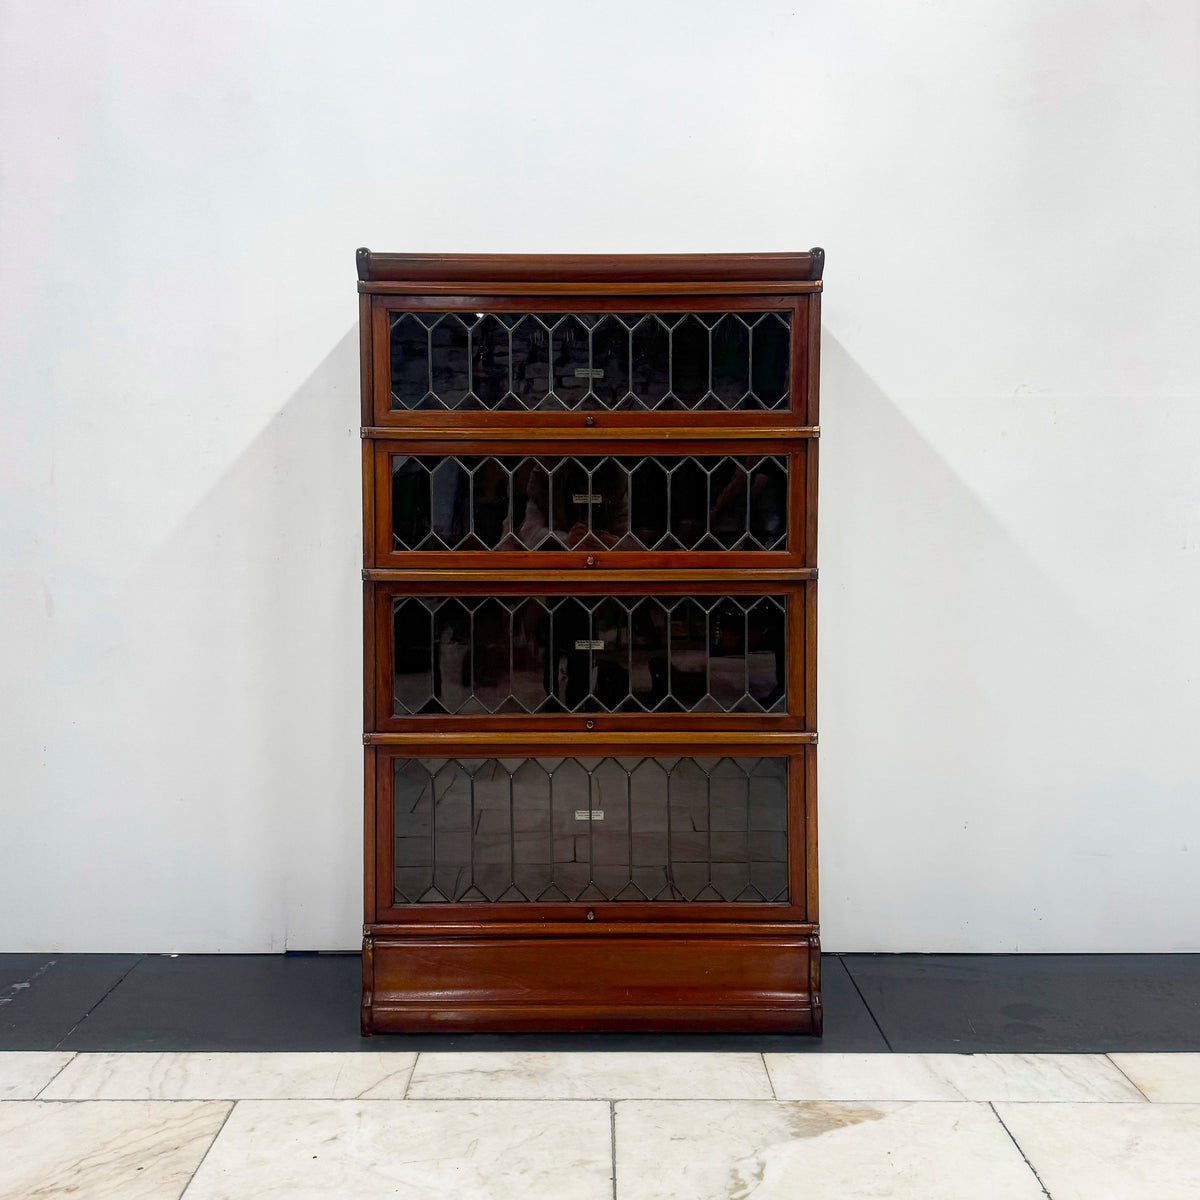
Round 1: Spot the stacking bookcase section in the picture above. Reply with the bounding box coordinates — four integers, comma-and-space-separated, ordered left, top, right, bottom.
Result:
366, 737, 819, 1033
360, 257, 822, 433
358, 250, 823, 1034
373, 438, 809, 569
373, 578, 812, 732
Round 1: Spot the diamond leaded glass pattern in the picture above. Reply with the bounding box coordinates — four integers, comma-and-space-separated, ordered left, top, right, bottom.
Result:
393, 756, 789, 904
391, 454, 788, 552
389, 311, 791, 410
393, 594, 787, 716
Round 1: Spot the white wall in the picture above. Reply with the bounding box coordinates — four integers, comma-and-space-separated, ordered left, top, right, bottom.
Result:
2, 0, 1197, 952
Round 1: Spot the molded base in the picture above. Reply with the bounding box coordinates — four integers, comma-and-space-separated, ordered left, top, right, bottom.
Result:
362, 925, 821, 1035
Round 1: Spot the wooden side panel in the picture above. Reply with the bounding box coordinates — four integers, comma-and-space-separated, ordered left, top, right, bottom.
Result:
808, 932, 823, 1036
363, 746, 377, 924
805, 742, 819, 924
361, 932, 375, 1037
806, 291, 822, 427
368, 931, 816, 1033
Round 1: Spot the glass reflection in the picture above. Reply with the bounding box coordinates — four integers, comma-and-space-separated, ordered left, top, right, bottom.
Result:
393, 595, 787, 716
389, 311, 790, 410
394, 756, 789, 904
392, 454, 788, 552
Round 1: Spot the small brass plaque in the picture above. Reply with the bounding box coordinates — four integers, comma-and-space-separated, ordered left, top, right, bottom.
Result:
572, 493, 602, 504
574, 639, 604, 651
574, 367, 604, 379
575, 810, 604, 821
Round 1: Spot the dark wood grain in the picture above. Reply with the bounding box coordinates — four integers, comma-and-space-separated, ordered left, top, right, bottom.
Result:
368, 929, 817, 1033
364, 568, 816, 584
358, 249, 822, 1034
806, 290, 822, 426
373, 292, 797, 312
805, 743, 819, 923
364, 730, 815, 749
363, 746, 376, 924
362, 424, 818, 440
360, 281, 822, 296
357, 249, 825, 284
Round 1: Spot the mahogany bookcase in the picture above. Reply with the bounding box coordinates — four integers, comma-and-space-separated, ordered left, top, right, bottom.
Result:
357, 250, 823, 1033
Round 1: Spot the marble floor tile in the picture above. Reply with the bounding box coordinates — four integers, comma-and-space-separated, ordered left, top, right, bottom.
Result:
0, 1099, 230, 1200
764, 1053, 963, 1101
183, 1098, 612, 1200
766, 1051, 1145, 1102
40, 1051, 416, 1100
996, 1101, 1200, 1200
1108, 1053, 1200, 1101
406, 1050, 773, 1099
615, 1099, 1046, 1200
0, 1052, 75, 1099
937, 1052, 1146, 1101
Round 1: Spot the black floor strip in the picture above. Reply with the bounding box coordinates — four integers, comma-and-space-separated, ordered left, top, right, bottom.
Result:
0, 951, 1195, 1053
841, 957, 894, 1051
54, 955, 146, 1050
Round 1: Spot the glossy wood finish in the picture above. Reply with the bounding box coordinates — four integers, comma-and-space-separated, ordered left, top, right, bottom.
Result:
367, 293, 816, 431
363, 731, 817, 748
368, 929, 817, 1032
357, 248, 825, 285
362, 425, 819, 439
359, 251, 822, 1035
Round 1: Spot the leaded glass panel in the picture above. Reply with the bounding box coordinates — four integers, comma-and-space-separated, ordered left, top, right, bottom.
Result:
389, 311, 791, 411
391, 454, 788, 552
393, 595, 788, 716
392, 756, 789, 904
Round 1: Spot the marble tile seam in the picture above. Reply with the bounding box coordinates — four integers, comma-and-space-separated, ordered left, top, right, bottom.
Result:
991, 1100, 1200, 1200
30, 1052, 77, 1099
1103, 1052, 1156, 1103
761, 1051, 779, 1099
178, 1099, 237, 1200
0, 1096, 619, 1105
9, 1096, 1198, 1104
608, 1100, 618, 1200
10, 1051, 1200, 1104
987, 1101, 1054, 1200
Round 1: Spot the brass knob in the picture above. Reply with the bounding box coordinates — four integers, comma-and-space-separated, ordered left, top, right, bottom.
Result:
586, 556, 595, 566
585, 719, 594, 730
585, 414, 595, 426
586, 910, 596, 921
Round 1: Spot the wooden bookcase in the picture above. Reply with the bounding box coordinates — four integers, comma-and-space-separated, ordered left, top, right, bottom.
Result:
357, 250, 823, 1033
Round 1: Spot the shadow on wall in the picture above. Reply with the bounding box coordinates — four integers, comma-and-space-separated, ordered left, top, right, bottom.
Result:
80, 326, 1178, 954
110, 328, 363, 952
818, 332, 1153, 952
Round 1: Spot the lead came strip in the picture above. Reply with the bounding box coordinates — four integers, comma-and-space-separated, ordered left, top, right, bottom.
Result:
389, 310, 791, 411
393, 756, 789, 905
392, 594, 788, 716
391, 453, 789, 552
